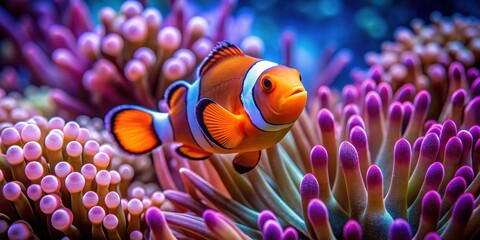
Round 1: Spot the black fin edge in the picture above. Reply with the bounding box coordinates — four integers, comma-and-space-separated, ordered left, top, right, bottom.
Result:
195, 98, 232, 150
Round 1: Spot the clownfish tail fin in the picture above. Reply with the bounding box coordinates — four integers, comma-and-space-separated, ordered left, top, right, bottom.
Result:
105, 105, 172, 155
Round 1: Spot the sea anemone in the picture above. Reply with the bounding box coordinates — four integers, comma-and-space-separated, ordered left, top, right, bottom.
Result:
0, 114, 168, 239
0, 0, 267, 119
119, 16, 480, 239
0, 0, 480, 240
140, 80, 480, 239
356, 12, 480, 121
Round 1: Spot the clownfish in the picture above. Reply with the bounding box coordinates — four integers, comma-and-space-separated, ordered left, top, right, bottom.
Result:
105, 41, 307, 173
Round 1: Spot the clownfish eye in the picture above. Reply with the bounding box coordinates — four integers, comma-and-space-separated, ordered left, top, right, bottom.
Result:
262, 77, 273, 91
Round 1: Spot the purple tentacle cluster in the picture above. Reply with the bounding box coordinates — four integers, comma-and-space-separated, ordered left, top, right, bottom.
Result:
0, 2, 479, 240
0, 0, 263, 119
0, 89, 46, 124
0, 116, 168, 239
357, 12, 480, 121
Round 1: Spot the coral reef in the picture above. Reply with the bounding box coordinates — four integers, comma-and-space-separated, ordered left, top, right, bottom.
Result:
0, 0, 480, 239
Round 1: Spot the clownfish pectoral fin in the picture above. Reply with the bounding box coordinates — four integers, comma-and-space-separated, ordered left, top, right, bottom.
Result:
195, 98, 245, 149
164, 80, 189, 110
105, 105, 162, 155
197, 41, 244, 78
175, 145, 211, 160
233, 151, 261, 174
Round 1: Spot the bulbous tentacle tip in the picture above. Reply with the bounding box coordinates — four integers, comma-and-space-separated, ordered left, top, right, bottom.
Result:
339, 141, 359, 170
307, 199, 329, 225
444, 177, 466, 201
51, 208, 74, 231
7, 221, 35, 240
365, 91, 382, 116
394, 138, 411, 164
471, 78, 480, 98
388, 102, 403, 122
454, 166, 474, 185
424, 232, 441, 240
350, 126, 367, 148
451, 89, 467, 106
366, 165, 383, 189
413, 90, 431, 112
424, 162, 444, 188
451, 193, 474, 223
347, 115, 365, 132
146, 207, 167, 228
441, 119, 458, 137
420, 133, 440, 160
394, 83, 416, 102
281, 227, 298, 240
300, 173, 319, 199
317, 109, 335, 132
448, 61, 465, 83
420, 191, 442, 223
203, 209, 232, 231
389, 218, 412, 240
310, 145, 328, 167
262, 219, 283, 240
370, 65, 383, 82
257, 210, 278, 231
445, 136, 463, 159
343, 219, 362, 240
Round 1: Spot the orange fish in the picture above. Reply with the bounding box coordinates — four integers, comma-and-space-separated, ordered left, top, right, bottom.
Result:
105, 41, 307, 173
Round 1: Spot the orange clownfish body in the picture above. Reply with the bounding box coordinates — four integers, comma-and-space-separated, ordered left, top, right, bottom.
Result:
105, 41, 307, 173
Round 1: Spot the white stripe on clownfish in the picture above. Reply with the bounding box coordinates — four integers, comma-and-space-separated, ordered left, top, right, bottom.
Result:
241, 60, 295, 132
186, 80, 212, 150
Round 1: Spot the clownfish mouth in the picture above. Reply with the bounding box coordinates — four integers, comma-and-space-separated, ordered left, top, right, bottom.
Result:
271, 86, 307, 124
280, 86, 307, 111
286, 86, 307, 99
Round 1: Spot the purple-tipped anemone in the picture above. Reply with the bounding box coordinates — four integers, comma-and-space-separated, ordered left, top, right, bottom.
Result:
307, 199, 329, 225
420, 133, 440, 160
300, 174, 319, 198
146, 207, 174, 240
318, 109, 335, 132
339, 141, 359, 169
343, 220, 362, 240
262, 220, 283, 240
420, 191, 441, 226
257, 210, 278, 231
424, 162, 444, 188
394, 138, 411, 164
310, 145, 328, 170
450, 193, 474, 224
350, 127, 367, 149
281, 227, 298, 240
51, 208, 74, 231
366, 92, 382, 116
389, 219, 412, 240
424, 232, 441, 240
0, 4, 480, 240
366, 165, 383, 189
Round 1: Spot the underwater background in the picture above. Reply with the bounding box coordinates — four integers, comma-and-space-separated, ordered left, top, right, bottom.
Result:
1, 0, 480, 239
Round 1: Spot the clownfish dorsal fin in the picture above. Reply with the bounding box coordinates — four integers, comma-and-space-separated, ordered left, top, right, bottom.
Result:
197, 41, 244, 78
195, 98, 245, 149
